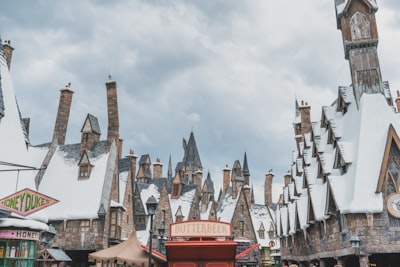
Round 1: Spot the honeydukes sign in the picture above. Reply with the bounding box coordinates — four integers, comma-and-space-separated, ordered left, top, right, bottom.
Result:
0, 188, 58, 216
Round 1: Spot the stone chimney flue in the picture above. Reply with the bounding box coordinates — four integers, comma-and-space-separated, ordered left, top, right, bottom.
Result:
52, 83, 74, 145
3, 40, 14, 71
106, 75, 120, 153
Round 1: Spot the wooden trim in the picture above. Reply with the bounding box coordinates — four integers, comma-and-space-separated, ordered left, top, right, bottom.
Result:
376, 124, 400, 193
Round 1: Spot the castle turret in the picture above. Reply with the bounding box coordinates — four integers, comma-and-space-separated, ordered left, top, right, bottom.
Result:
52, 83, 74, 145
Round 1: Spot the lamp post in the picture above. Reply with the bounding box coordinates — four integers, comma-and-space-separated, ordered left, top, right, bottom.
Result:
146, 196, 158, 267
158, 224, 166, 255
350, 235, 361, 255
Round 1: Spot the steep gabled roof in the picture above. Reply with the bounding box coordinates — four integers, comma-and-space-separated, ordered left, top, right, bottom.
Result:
182, 131, 202, 169
335, 0, 378, 17
81, 113, 101, 135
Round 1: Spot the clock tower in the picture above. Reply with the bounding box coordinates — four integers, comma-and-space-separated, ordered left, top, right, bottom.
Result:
335, 0, 387, 107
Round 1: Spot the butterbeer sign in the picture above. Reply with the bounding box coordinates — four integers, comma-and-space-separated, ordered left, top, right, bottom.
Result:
0, 188, 58, 216
170, 220, 232, 238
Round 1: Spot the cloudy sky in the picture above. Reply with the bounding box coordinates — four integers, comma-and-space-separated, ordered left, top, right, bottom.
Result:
1, 0, 400, 203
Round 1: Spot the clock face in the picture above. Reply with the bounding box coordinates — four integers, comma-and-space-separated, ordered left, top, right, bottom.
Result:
387, 193, 400, 218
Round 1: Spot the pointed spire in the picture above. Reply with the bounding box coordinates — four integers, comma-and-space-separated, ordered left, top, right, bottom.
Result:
168, 154, 173, 181
243, 152, 250, 185
182, 131, 202, 169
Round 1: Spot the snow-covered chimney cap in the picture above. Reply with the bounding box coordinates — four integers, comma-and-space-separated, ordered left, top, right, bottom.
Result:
126, 149, 138, 158
223, 164, 231, 171
153, 158, 163, 166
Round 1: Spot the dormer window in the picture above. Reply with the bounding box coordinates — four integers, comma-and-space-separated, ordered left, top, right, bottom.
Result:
259, 230, 265, 239
333, 148, 347, 175
327, 127, 334, 144
79, 165, 89, 178
78, 152, 93, 180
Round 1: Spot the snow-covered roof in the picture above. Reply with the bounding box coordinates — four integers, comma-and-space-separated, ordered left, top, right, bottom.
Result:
250, 204, 279, 248
169, 188, 196, 222
277, 78, 398, 237
216, 188, 240, 223
336, 0, 378, 16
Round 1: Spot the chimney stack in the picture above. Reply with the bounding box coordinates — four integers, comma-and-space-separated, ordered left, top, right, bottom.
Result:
152, 158, 163, 179
3, 40, 14, 71
396, 91, 400, 112
264, 170, 274, 208
106, 75, 120, 154
299, 100, 312, 136
284, 173, 292, 187
222, 164, 231, 195
52, 83, 74, 145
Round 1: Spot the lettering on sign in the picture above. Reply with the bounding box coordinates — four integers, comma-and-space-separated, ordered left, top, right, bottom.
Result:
0, 188, 59, 216
0, 230, 40, 241
170, 220, 232, 238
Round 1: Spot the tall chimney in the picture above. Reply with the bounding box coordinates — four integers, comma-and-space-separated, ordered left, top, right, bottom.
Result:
299, 100, 312, 136
3, 40, 14, 71
52, 83, 74, 145
284, 173, 292, 187
264, 170, 274, 208
223, 164, 231, 195
106, 75, 119, 154
152, 158, 163, 179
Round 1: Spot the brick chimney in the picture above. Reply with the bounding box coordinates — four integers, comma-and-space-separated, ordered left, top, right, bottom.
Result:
264, 170, 274, 208
243, 185, 251, 206
52, 83, 74, 145
299, 100, 312, 136
396, 91, 400, 112
195, 170, 202, 192
152, 158, 163, 179
222, 164, 231, 195
127, 149, 138, 182
3, 40, 14, 71
284, 173, 292, 187
106, 75, 120, 155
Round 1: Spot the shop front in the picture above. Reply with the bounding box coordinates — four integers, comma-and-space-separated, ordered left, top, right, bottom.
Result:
166, 220, 237, 267
0, 219, 48, 267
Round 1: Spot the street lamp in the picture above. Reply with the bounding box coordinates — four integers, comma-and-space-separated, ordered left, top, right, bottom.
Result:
146, 196, 158, 267
350, 235, 360, 255
158, 224, 166, 255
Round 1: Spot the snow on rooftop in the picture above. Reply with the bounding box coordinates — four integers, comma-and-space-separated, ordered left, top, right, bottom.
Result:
140, 183, 160, 214
38, 147, 111, 220
170, 189, 196, 221
0, 218, 48, 231
217, 189, 240, 223
250, 205, 278, 248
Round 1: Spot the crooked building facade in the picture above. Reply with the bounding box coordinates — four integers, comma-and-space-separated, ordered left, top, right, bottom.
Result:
276, 1, 400, 267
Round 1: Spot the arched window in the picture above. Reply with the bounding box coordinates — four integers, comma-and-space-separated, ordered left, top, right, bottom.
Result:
350, 12, 371, 40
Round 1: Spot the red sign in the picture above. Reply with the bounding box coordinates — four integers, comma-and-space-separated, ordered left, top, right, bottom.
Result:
170, 220, 232, 238
0, 188, 58, 216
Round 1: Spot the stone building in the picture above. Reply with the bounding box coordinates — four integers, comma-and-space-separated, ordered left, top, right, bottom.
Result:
0, 39, 135, 267
276, 0, 400, 266
125, 131, 280, 267
0, 34, 279, 267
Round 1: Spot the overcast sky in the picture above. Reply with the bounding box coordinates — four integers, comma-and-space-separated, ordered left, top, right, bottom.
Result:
1, 0, 400, 204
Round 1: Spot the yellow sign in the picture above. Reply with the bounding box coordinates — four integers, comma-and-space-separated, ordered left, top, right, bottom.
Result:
170, 220, 232, 238
0, 188, 58, 216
